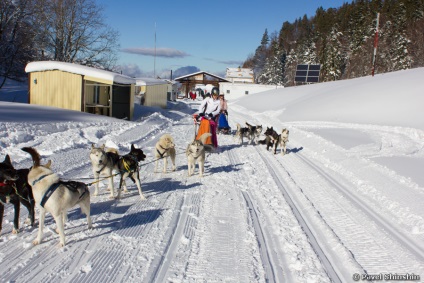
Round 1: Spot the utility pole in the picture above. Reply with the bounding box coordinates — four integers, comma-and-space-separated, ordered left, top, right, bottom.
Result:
371, 13, 380, 77
154, 22, 157, 78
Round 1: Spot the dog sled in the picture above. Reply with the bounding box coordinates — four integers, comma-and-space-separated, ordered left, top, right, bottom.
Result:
217, 112, 231, 135
192, 114, 214, 146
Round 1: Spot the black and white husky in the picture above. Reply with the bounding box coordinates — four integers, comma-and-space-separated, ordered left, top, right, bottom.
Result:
89, 144, 120, 198
245, 122, 263, 144
21, 147, 91, 247
115, 144, 146, 200
259, 127, 290, 155
234, 123, 252, 144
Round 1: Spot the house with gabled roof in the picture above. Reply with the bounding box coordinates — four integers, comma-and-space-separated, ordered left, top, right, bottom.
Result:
174, 71, 229, 98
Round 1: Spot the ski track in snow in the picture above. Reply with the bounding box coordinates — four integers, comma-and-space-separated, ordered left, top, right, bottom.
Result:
0, 100, 423, 282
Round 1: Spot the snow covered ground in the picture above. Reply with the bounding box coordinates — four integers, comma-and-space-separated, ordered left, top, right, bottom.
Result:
0, 68, 423, 283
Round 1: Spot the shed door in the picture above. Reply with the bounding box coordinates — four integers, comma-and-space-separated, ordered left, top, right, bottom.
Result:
111, 85, 131, 119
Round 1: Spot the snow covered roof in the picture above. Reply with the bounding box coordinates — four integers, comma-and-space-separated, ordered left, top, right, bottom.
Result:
226, 67, 254, 79
135, 77, 170, 86
25, 61, 135, 85
174, 71, 228, 82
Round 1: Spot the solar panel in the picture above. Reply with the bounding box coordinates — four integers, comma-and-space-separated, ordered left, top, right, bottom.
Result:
294, 64, 321, 83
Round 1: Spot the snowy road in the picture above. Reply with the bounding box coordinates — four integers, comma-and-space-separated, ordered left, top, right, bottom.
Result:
0, 99, 423, 282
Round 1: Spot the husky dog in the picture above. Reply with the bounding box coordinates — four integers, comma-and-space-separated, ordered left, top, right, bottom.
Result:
245, 122, 263, 144
234, 123, 252, 144
21, 147, 91, 247
259, 127, 281, 154
186, 133, 212, 177
280, 128, 290, 155
89, 144, 120, 198
0, 155, 35, 235
115, 144, 146, 200
154, 134, 176, 173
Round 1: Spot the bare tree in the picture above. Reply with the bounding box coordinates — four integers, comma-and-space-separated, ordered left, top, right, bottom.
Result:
32, 0, 119, 70
0, 0, 35, 88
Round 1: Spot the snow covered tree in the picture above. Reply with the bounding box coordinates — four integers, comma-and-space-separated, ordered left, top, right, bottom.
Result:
379, 2, 412, 72
283, 49, 297, 86
258, 40, 285, 85
321, 27, 344, 81
252, 29, 270, 82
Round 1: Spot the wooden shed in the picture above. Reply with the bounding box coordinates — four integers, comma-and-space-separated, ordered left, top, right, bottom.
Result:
25, 61, 136, 120
174, 71, 229, 98
135, 78, 169, 108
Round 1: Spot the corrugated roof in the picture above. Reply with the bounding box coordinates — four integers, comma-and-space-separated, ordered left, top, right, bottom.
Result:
25, 61, 135, 85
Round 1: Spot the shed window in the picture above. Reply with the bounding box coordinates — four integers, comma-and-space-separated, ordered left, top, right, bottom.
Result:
94, 86, 100, 104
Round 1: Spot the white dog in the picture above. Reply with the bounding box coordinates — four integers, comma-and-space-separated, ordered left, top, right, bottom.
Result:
280, 128, 290, 155
154, 134, 176, 173
22, 147, 92, 247
186, 133, 212, 177
89, 144, 120, 198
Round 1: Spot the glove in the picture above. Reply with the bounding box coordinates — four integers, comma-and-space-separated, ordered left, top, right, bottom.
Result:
208, 113, 214, 118
198, 113, 205, 117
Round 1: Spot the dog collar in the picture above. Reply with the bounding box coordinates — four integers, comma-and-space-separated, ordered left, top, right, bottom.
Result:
32, 173, 53, 186
0, 179, 15, 187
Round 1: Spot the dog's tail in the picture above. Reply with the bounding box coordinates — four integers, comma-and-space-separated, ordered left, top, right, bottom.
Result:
198, 132, 212, 145
236, 123, 241, 130
245, 122, 252, 127
21, 147, 41, 167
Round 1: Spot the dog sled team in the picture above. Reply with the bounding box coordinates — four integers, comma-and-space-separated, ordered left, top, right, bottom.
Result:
0, 92, 290, 247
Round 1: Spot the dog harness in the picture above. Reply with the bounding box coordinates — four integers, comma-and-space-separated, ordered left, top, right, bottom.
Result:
32, 173, 53, 186
40, 181, 88, 208
120, 155, 138, 173
156, 145, 169, 159
96, 151, 119, 174
40, 182, 61, 207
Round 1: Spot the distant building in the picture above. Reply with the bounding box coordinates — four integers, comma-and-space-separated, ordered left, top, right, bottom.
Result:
174, 71, 229, 98
25, 61, 135, 120
219, 82, 284, 101
135, 78, 170, 108
225, 67, 254, 84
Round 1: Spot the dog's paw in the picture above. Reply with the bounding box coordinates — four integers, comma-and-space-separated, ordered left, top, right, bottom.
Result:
139, 195, 146, 200
106, 187, 111, 191
58, 242, 65, 248
12, 228, 19, 234
32, 239, 40, 245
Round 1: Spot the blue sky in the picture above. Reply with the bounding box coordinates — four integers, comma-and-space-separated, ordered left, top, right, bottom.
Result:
99, 0, 348, 78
